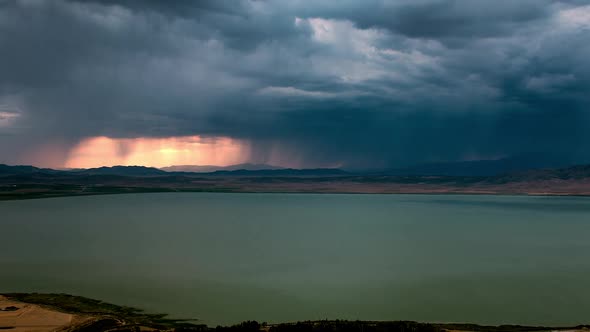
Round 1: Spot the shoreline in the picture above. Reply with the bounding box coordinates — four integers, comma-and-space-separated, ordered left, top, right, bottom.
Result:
2, 186, 590, 201
3, 164, 590, 200
2, 293, 589, 332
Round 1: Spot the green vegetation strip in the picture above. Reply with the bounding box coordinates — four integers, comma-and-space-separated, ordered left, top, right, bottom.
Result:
3, 293, 589, 332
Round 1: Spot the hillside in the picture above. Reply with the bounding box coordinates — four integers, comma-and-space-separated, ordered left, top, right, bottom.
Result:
75, 165, 167, 176
161, 163, 284, 173
1, 163, 590, 200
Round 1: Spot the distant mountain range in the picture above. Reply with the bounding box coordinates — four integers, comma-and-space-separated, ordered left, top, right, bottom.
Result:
0, 164, 65, 175
489, 164, 590, 183
160, 163, 284, 173
0, 164, 347, 177
2, 161, 590, 199
383, 154, 580, 177
0, 155, 586, 178
159, 155, 584, 177
0, 165, 167, 177
205, 168, 348, 177
160, 163, 348, 176
77, 166, 168, 176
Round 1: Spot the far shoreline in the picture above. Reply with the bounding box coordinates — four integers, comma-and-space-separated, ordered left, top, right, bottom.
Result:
2, 187, 590, 201
3, 163, 590, 200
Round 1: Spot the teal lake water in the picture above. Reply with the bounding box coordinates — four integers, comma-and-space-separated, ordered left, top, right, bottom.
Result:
1, 193, 590, 326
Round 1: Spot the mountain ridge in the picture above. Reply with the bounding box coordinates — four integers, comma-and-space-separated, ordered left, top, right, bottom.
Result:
2, 157, 590, 179
383, 154, 580, 177
2, 162, 590, 200
160, 163, 284, 173
76, 165, 167, 176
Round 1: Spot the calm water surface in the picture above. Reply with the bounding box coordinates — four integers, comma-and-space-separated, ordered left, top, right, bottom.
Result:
1, 193, 590, 325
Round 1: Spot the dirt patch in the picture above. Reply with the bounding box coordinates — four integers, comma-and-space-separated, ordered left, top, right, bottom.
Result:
0, 295, 89, 332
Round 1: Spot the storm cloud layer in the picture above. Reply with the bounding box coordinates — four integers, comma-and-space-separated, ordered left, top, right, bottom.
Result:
1, 0, 589, 168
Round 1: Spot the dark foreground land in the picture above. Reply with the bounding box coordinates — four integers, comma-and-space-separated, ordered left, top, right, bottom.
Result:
1, 293, 589, 332
2, 164, 590, 200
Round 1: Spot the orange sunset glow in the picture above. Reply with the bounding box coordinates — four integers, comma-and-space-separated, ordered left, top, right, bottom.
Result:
65, 136, 250, 168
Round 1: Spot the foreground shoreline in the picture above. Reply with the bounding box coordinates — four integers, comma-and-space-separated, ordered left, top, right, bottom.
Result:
1, 293, 589, 332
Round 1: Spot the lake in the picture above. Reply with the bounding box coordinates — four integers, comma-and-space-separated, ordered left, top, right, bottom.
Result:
1, 193, 590, 326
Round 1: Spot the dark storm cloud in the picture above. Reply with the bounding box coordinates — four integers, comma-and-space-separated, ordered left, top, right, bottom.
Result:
0, 0, 589, 168
290, 0, 554, 40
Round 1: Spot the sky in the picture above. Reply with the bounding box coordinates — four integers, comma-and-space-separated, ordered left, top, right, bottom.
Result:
0, 0, 589, 169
